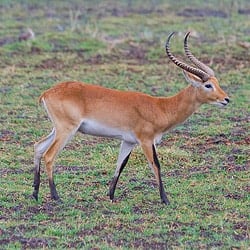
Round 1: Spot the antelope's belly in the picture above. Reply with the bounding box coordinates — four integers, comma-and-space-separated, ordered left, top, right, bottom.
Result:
79, 119, 138, 143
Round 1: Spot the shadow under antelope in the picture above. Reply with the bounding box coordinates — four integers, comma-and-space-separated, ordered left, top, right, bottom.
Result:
33, 32, 229, 205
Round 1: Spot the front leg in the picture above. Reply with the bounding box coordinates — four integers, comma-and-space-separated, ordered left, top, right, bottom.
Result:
141, 141, 170, 205
152, 145, 169, 204
109, 141, 135, 201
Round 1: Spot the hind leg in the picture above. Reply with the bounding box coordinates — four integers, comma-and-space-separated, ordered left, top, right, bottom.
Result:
43, 126, 78, 200
33, 128, 56, 200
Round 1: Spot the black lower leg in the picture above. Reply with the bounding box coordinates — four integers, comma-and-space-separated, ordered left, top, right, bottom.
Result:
109, 176, 118, 201
159, 182, 170, 205
49, 179, 60, 200
152, 145, 170, 205
32, 167, 40, 201
109, 153, 131, 200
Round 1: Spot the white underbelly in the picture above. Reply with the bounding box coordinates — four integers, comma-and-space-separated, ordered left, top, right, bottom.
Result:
78, 119, 138, 144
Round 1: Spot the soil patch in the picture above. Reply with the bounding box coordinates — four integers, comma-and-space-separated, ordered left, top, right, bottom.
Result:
178, 8, 228, 18
238, 9, 250, 15
38, 58, 65, 70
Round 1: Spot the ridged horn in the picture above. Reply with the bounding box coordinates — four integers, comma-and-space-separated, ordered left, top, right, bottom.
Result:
184, 32, 214, 76
166, 32, 210, 82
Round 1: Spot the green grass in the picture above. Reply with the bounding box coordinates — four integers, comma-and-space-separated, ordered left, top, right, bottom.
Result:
0, 0, 249, 249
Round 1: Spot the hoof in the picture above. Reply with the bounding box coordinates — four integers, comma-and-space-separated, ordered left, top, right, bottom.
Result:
162, 198, 170, 205
32, 192, 38, 201
51, 195, 62, 203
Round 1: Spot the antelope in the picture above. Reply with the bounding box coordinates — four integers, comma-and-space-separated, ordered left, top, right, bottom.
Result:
33, 32, 229, 205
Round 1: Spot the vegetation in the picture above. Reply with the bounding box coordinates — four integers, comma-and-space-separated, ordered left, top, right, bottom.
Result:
0, 0, 249, 249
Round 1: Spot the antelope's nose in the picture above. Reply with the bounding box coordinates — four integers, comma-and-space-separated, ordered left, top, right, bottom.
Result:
225, 97, 230, 104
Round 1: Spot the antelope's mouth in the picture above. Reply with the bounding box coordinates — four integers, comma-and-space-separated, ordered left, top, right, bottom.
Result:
218, 99, 229, 107
221, 97, 229, 106
219, 102, 228, 106
211, 99, 229, 107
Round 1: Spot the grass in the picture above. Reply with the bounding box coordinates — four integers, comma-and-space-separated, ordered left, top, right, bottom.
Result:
0, 0, 249, 249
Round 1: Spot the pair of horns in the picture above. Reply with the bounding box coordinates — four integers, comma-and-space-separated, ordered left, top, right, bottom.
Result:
166, 32, 214, 82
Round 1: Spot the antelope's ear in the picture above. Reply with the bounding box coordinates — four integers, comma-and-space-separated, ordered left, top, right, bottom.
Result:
182, 70, 203, 87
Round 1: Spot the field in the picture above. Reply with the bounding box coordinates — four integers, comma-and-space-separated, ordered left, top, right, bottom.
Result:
0, 0, 249, 249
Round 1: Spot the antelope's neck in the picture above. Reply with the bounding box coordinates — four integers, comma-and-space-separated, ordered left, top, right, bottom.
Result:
159, 85, 202, 130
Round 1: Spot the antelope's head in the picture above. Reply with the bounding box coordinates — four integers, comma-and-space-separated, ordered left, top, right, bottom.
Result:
166, 32, 229, 107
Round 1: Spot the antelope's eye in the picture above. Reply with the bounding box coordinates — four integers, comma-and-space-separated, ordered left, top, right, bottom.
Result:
205, 84, 213, 89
